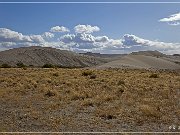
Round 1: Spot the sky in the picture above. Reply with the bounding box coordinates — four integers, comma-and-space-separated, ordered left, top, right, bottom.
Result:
0, 1, 180, 54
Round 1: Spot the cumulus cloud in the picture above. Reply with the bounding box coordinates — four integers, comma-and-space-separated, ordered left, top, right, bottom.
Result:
58, 32, 180, 53
159, 12, 180, 26
95, 36, 109, 42
29, 35, 45, 43
59, 34, 75, 43
0, 42, 17, 47
0, 28, 32, 42
60, 34, 110, 44
50, 26, 70, 33
0, 28, 47, 50
43, 32, 54, 39
59, 33, 123, 51
60, 33, 95, 44
122, 34, 179, 51
74, 24, 100, 33
60, 33, 97, 49
0, 28, 45, 44
0, 26, 180, 54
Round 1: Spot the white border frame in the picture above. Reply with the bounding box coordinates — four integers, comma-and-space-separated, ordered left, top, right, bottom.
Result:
0, 1, 180, 134
0, 1, 180, 4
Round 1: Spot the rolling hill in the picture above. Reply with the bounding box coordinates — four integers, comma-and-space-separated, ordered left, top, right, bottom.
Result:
96, 54, 180, 70
0, 46, 107, 67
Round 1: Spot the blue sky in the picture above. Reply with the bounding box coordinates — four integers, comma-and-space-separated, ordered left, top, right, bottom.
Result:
0, 1, 180, 54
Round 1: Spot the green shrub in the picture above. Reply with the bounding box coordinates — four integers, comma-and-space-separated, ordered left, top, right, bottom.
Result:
149, 74, 159, 78
1, 63, 11, 68
29, 65, 34, 67
90, 74, 96, 79
56, 65, 81, 69
44, 90, 56, 97
22, 67, 27, 70
117, 80, 125, 85
82, 70, 93, 76
42, 64, 54, 68
52, 72, 59, 77
16, 62, 26, 68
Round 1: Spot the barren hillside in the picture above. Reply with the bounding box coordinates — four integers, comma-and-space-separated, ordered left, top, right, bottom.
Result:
96, 54, 180, 70
0, 46, 107, 67
131, 50, 165, 57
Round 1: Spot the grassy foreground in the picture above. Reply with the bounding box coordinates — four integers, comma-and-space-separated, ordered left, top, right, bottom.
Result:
0, 68, 179, 132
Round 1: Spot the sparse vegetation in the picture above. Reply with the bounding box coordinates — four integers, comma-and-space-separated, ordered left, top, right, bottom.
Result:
16, 62, 26, 68
149, 73, 159, 78
89, 74, 96, 79
52, 72, 59, 77
28, 64, 34, 67
139, 105, 159, 117
1, 63, 11, 68
0, 68, 179, 132
42, 63, 54, 68
117, 80, 125, 85
45, 90, 57, 97
82, 70, 94, 76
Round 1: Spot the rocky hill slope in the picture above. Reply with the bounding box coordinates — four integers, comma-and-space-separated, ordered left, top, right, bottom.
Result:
0, 46, 107, 67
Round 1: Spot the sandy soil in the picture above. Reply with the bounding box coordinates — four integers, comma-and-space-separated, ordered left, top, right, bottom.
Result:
96, 55, 180, 70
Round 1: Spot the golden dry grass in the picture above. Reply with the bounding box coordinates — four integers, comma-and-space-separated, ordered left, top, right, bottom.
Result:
0, 68, 179, 132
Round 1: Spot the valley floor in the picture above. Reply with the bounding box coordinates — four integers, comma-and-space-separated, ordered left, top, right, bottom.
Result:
0, 68, 179, 133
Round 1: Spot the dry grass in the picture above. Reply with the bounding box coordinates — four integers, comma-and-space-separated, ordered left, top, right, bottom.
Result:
0, 68, 179, 132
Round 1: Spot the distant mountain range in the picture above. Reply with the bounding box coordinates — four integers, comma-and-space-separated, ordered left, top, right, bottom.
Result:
96, 54, 180, 70
0, 47, 180, 70
79, 52, 127, 60
130, 50, 165, 57
82, 50, 180, 70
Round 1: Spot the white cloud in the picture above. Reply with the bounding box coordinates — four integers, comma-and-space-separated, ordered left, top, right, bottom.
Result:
122, 34, 179, 52
0, 28, 32, 42
60, 33, 95, 44
59, 33, 123, 50
59, 33, 180, 53
0, 28, 45, 44
95, 36, 109, 42
0, 27, 180, 54
60, 33, 97, 49
59, 34, 75, 43
60, 34, 110, 44
159, 12, 180, 26
29, 35, 45, 43
43, 32, 54, 39
50, 26, 70, 33
74, 24, 100, 33
0, 28, 46, 50
0, 42, 17, 47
